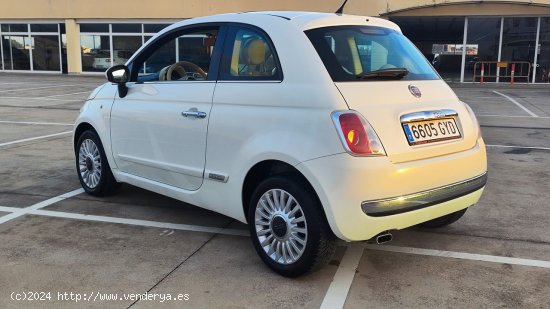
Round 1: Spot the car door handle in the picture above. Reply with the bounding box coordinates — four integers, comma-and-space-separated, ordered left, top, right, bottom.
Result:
181, 108, 207, 119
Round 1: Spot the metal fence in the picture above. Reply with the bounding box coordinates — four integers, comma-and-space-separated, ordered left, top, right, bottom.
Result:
473, 61, 531, 84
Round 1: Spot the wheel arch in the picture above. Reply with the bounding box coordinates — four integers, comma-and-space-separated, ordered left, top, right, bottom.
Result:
241, 159, 329, 226
73, 122, 97, 151
73, 121, 121, 196
73, 120, 118, 173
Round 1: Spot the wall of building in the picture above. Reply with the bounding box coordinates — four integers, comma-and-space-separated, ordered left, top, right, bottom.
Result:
1, 0, 550, 79
0, 0, 349, 19
2, 0, 550, 19
384, 2, 550, 16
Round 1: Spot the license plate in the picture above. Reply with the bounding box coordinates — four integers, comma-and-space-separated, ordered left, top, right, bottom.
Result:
402, 118, 461, 146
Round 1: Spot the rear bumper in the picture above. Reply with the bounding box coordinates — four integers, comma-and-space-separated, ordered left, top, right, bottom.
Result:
295, 138, 487, 241
362, 172, 487, 216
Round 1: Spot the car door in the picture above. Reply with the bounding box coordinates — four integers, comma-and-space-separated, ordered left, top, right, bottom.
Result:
110, 25, 225, 191
206, 24, 286, 180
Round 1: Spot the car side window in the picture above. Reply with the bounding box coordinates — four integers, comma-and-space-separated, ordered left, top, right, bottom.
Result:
134, 27, 219, 82
219, 26, 282, 81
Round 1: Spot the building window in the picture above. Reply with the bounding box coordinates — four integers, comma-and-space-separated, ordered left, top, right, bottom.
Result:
30, 24, 59, 33
0, 23, 62, 72
391, 17, 465, 82
79, 22, 170, 73
1, 36, 7, 70
32, 35, 60, 71
536, 17, 550, 83
112, 23, 142, 33
80, 35, 110, 72
392, 15, 550, 83
80, 23, 109, 33
6, 36, 32, 70
144, 24, 168, 33
501, 17, 538, 83
112, 36, 141, 66
3, 24, 28, 32
464, 18, 502, 82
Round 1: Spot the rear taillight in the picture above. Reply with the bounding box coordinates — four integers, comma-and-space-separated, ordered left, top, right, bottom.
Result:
332, 111, 386, 156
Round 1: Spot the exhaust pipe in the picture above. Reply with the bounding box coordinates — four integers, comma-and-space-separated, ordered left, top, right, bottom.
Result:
373, 231, 393, 244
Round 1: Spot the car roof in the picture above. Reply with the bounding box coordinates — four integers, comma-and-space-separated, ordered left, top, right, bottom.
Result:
160, 11, 401, 34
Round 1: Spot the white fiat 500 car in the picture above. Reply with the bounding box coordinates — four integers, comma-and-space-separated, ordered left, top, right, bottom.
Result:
74, 11, 487, 277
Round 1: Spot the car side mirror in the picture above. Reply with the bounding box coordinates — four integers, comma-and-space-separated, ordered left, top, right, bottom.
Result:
106, 65, 130, 98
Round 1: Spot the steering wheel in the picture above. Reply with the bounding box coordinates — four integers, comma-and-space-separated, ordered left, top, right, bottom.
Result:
165, 61, 207, 81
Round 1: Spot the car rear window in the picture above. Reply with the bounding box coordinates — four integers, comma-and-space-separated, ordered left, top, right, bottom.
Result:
305, 26, 439, 82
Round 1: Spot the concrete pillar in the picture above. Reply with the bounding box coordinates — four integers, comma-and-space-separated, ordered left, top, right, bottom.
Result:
65, 19, 81, 74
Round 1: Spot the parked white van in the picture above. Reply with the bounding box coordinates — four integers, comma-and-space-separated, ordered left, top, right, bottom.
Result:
92, 50, 132, 70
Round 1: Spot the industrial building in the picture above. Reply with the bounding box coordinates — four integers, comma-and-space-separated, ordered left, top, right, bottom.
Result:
1, 0, 549, 83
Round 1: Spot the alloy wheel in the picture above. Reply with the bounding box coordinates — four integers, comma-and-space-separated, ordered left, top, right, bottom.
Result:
78, 139, 102, 188
254, 189, 308, 265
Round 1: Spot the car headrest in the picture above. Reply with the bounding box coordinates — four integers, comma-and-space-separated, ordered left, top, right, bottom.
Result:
245, 39, 266, 66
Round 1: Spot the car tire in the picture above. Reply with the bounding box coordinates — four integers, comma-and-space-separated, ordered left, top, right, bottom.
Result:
418, 208, 467, 228
248, 174, 336, 277
75, 129, 120, 196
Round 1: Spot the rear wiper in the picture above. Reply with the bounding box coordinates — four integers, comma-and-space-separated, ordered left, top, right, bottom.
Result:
356, 68, 409, 80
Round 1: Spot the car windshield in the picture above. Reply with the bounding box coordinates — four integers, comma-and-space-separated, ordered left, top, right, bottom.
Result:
305, 26, 439, 82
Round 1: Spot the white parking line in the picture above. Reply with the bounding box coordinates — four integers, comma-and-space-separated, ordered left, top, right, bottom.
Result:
0, 82, 49, 85
319, 242, 550, 309
365, 244, 550, 269
0, 82, 93, 86
0, 206, 20, 212
320, 243, 365, 309
2, 188, 550, 309
0, 84, 87, 93
0, 189, 83, 225
493, 90, 538, 118
0, 96, 82, 102
0, 131, 72, 147
486, 144, 550, 151
44, 91, 90, 98
479, 114, 550, 119
0, 203, 249, 236
0, 120, 73, 126
2, 192, 550, 270
28, 209, 249, 237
